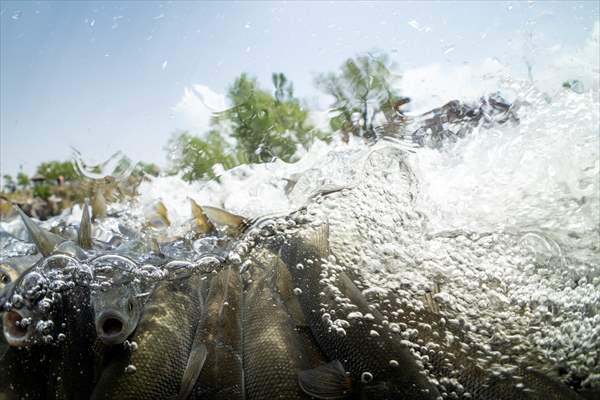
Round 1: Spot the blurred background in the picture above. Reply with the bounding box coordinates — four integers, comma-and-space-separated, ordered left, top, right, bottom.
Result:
1, 0, 598, 217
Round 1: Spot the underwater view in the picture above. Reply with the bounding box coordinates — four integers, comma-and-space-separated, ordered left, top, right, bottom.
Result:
1, 1, 599, 399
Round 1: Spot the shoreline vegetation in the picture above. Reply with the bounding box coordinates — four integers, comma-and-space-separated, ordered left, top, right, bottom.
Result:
0, 50, 579, 221
2, 53, 410, 220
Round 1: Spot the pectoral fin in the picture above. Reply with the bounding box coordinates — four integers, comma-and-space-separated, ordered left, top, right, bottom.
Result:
176, 342, 207, 400
298, 360, 352, 399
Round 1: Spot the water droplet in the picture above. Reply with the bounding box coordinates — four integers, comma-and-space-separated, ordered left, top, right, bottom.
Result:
443, 46, 455, 55
369, 329, 380, 337
361, 372, 373, 383
11, 10, 22, 20
389, 360, 399, 367
161, 60, 168, 70
124, 364, 137, 374
293, 288, 303, 295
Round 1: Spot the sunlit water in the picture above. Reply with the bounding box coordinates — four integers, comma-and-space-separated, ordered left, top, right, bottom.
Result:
1, 75, 599, 392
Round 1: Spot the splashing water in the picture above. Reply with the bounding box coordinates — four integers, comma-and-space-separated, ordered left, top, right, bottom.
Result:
1, 75, 598, 394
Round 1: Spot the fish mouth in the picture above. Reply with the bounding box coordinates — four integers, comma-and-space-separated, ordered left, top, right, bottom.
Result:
96, 311, 128, 345
2, 309, 33, 347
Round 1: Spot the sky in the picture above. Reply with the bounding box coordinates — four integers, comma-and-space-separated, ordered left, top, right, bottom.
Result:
1, 0, 598, 178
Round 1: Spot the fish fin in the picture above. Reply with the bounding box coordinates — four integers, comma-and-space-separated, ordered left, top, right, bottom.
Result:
149, 238, 163, 257
15, 206, 64, 256
155, 201, 171, 226
308, 184, 347, 199
202, 206, 248, 233
298, 360, 352, 399
176, 342, 208, 400
189, 199, 215, 234
274, 256, 308, 326
78, 201, 93, 249
91, 189, 107, 220
303, 223, 330, 258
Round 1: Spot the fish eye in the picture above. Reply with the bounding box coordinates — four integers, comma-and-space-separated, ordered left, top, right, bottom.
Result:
0, 272, 9, 284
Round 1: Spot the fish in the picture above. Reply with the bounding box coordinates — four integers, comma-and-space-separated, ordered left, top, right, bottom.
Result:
278, 223, 441, 399
192, 264, 244, 399
1, 265, 98, 400
365, 283, 586, 400
280, 222, 584, 399
89, 268, 147, 346
241, 247, 329, 400
46, 283, 99, 400
91, 272, 207, 400
1, 255, 41, 361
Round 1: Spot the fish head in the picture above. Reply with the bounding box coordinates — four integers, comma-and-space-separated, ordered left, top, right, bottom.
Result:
1, 257, 45, 347
91, 275, 145, 346
2, 306, 35, 347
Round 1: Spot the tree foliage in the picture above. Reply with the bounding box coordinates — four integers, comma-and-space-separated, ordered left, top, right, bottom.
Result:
169, 73, 327, 182
167, 131, 237, 182
135, 162, 161, 177
36, 161, 78, 181
33, 183, 51, 200
16, 172, 30, 189
315, 53, 408, 141
2, 175, 15, 192
216, 73, 325, 164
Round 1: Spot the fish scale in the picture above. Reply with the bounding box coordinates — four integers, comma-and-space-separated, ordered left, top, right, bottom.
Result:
241, 247, 316, 400
91, 274, 205, 400
193, 264, 244, 399
279, 223, 441, 399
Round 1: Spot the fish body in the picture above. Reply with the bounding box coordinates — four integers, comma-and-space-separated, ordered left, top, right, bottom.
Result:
242, 247, 327, 400
279, 223, 441, 399
369, 287, 585, 400
91, 273, 206, 400
192, 264, 244, 399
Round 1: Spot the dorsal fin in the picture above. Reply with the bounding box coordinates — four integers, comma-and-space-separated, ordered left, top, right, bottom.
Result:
202, 206, 248, 234
15, 206, 64, 256
91, 189, 107, 220
189, 199, 215, 234
78, 201, 93, 249
145, 200, 171, 229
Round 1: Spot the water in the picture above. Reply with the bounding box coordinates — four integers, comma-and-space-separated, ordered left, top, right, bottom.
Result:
2, 61, 599, 400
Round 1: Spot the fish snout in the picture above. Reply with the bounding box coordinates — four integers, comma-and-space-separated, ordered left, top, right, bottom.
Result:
96, 311, 129, 345
2, 308, 33, 347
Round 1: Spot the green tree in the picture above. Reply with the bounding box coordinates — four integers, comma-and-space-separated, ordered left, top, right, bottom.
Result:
33, 183, 51, 200
166, 130, 237, 182
16, 172, 30, 189
315, 52, 408, 141
36, 160, 78, 181
135, 162, 161, 177
2, 175, 15, 192
215, 73, 326, 164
